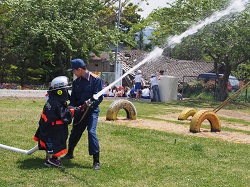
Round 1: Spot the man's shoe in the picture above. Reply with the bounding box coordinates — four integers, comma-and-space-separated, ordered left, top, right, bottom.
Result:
93, 162, 100, 170
61, 153, 74, 159
47, 157, 63, 167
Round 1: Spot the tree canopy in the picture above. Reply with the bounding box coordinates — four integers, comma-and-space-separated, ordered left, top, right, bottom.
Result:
0, 0, 142, 85
146, 0, 250, 100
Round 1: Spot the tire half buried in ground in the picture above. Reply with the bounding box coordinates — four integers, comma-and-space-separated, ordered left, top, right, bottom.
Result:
190, 110, 221, 133
106, 99, 137, 120
178, 108, 198, 120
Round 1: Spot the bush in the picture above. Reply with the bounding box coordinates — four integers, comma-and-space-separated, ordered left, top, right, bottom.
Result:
182, 80, 217, 98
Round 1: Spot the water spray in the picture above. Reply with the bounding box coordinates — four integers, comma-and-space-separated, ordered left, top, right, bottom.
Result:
167, 0, 248, 47
93, 47, 164, 100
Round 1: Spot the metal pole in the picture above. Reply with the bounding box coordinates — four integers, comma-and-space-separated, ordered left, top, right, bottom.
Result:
114, 0, 122, 85
182, 76, 185, 99
213, 81, 250, 113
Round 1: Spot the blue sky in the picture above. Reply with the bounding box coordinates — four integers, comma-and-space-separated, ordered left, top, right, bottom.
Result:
130, 0, 176, 18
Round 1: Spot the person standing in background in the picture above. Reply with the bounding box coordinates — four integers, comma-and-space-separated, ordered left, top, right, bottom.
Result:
150, 74, 161, 102
158, 70, 164, 80
103, 81, 110, 97
133, 70, 143, 100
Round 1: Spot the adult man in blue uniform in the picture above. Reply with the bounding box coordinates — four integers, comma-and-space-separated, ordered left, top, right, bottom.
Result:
63, 58, 103, 170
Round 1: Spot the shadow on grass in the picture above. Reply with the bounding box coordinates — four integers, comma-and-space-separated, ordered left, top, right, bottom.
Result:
17, 157, 92, 170
16, 157, 92, 184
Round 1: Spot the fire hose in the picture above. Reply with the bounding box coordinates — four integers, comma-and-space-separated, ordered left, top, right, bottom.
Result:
73, 98, 93, 126
0, 144, 38, 155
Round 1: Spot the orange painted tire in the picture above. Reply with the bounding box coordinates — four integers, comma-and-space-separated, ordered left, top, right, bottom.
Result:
178, 108, 198, 120
106, 99, 137, 120
190, 110, 221, 133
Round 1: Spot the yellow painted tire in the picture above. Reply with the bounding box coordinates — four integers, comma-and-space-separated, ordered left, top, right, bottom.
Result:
106, 99, 137, 120
190, 110, 221, 133
178, 108, 198, 120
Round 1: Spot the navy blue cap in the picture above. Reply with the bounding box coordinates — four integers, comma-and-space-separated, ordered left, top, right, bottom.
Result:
68, 58, 86, 71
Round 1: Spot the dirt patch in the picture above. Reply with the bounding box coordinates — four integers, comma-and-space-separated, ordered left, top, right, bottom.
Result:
99, 108, 250, 144
3, 91, 249, 144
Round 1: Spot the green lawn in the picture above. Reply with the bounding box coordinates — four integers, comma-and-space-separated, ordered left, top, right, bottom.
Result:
0, 98, 249, 187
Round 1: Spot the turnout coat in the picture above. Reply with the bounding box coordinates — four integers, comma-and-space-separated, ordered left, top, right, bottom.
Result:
33, 95, 79, 157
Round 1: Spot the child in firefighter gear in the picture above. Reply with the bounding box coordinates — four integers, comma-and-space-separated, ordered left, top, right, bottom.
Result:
33, 76, 83, 167
63, 58, 103, 170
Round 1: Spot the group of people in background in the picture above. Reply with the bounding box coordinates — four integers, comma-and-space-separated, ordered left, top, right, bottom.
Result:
102, 69, 164, 102
129, 69, 163, 102
102, 81, 129, 98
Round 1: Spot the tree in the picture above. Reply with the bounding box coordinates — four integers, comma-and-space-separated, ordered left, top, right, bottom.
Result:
191, 8, 250, 101
2, 0, 119, 85
0, 0, 145, 85
99, 0, 143, 48
0, 1, 12, 83
233, 63, 250, 81
120, 2, 142, 33
145, 0, 250, 101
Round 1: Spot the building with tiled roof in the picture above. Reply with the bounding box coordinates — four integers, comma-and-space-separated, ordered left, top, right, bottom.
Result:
118, 50, 214, 85
88, 49, 215, 87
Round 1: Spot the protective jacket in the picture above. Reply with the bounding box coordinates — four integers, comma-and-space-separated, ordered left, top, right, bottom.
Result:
33, 96, 80, 157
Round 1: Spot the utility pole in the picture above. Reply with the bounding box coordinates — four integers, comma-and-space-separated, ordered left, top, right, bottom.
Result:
114, 0, 122, 86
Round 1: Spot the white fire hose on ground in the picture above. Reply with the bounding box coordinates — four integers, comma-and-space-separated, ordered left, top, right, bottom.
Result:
0, 143, 38, 155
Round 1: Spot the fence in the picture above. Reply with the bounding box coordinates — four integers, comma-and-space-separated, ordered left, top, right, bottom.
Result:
181, 75, 249, 102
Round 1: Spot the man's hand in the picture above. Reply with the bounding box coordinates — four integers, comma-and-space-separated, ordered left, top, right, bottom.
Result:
85, 98, 92, 106
79, 103, 87, 112
79, 98, 94, 112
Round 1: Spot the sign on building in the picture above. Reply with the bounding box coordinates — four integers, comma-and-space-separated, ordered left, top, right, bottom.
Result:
115, 61, 123, 86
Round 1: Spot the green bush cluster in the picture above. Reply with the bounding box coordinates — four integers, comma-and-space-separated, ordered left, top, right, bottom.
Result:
182, 80, 249, 102
182, 80, 217, 99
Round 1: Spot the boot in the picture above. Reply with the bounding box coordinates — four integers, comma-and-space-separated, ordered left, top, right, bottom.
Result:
93, 152, 100, 170
62, 147, 74, 159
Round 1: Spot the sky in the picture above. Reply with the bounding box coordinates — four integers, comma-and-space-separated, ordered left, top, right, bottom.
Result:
130, 0, 176, 18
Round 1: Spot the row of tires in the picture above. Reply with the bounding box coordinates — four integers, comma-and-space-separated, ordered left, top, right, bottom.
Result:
178, 108, 221, 133
106, 99, 221, 133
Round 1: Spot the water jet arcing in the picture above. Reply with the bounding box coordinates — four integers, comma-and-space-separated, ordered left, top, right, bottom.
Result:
93, 47, 164, 99
167, 0, 248, 47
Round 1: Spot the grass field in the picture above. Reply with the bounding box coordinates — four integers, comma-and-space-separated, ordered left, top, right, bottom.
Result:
0, 97, 249, 187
